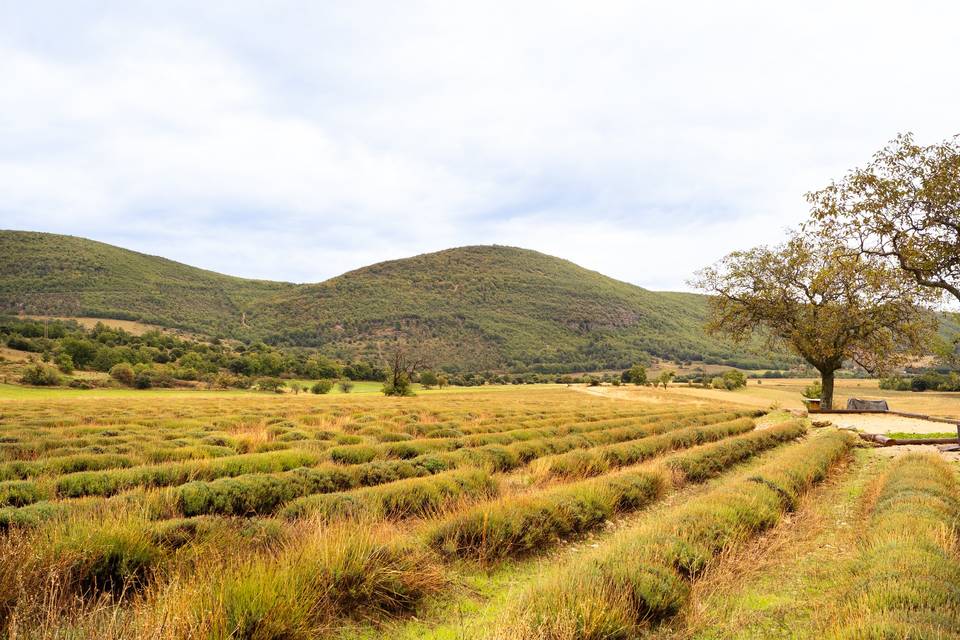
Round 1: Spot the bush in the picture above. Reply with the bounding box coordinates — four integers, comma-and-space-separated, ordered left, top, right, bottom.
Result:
337, 379, 354, 393
329, 445, 377, 465
134, 371, 153, 389
311, 379, 333, 395
20, 363, 60, 386
721, 370, 747, 390
110, 362, 136, 386
256, 377, 286, 393
54, 352, 74, 374
802, 380, 822, 399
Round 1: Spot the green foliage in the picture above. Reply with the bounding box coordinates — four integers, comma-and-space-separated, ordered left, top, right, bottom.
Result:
803, 380, 823, 399
109, 362, 135, 386
310, 379, 333, 395
337, 379, 354, 393
255, 377, 286, 393
624, 364, 647, 385
20, 363, 60, 386
53, 352, 74, 374
419, 371, 439, 388
383, 373, 414, 397
0, 232, 796, 372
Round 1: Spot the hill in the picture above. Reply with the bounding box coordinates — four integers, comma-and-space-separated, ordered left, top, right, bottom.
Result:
0, 230, 789, 371
0, 231, 294, 336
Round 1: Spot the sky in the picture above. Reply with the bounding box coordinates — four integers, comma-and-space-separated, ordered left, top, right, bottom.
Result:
1, 1, 958, 290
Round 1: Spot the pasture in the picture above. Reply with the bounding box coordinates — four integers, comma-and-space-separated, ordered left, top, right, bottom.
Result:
0, 385, 957, 639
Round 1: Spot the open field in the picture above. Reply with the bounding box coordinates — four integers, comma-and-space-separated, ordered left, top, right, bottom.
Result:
0, 385, 957, 639
587, 378, 960, 420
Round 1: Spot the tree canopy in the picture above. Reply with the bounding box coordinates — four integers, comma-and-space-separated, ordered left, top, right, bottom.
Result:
692, 230, 936, 409
809, 133, 960, 302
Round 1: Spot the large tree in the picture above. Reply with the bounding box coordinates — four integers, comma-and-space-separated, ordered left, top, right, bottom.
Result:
692, 231, 936, 410
808, 133, 960, 302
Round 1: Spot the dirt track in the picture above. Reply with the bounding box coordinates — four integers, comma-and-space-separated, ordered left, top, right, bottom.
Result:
823, 413, 958, 435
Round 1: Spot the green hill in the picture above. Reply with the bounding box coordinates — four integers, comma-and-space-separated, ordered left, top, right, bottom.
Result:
0, 230, 787, 371
0, 230, 294, 336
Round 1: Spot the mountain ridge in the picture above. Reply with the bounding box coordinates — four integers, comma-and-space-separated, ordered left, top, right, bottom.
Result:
0, 230, 789, 371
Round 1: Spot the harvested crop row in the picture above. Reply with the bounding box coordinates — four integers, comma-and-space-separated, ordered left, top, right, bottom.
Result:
173, 411, 750, 517
530, 416, 755, 480
283, 468, 498, 520
492, 430, 853, 639
55, 449, 321, 498
827, 453, 960, 638
327, 408, 714, 464
426, 420, 805, 563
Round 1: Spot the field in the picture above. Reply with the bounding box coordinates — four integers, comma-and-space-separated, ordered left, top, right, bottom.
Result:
0, 385, 958, 639
592, 377, 960, 421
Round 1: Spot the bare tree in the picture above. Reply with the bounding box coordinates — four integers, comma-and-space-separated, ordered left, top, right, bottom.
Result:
383, 346, 426, 396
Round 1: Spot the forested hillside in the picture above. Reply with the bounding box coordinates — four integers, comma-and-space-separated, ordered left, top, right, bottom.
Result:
0, 230, 795, 372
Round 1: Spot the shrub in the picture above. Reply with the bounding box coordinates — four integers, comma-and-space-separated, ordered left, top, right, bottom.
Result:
802, 380, 822, 399
427, 469, 669, 562
54, 352, 74, 374
311, 379, 333, 395
109, 362, 136, 386
20, 363, 60, 386
337, 379, 354, 393
134, 371, 153, 389
0, 481, 42, 508
256, 377, 286, 393
722, 370, 747, 390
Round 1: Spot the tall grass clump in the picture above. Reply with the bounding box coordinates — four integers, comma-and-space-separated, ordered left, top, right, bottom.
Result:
492, 430, 853, 639
283, 468, 498, 521
828, 453, 960, 638
165, 524, 445, 639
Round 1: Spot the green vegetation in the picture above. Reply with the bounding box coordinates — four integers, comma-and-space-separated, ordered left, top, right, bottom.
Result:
0, 384, 952, 639
827, 453, 960, 637
495, 430, 853, 639
0, 231, 794, 373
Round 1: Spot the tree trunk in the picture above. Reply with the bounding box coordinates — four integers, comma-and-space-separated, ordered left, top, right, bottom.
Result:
820, 369, 836, 411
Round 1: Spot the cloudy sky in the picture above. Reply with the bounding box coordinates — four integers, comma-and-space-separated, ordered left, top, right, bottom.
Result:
1, 1, 958, 290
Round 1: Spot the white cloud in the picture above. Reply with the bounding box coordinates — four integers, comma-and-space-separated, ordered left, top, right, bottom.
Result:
0, 0, 958, 288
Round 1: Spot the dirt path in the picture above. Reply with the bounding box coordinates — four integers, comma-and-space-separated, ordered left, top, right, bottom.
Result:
824, 412, 958, 435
